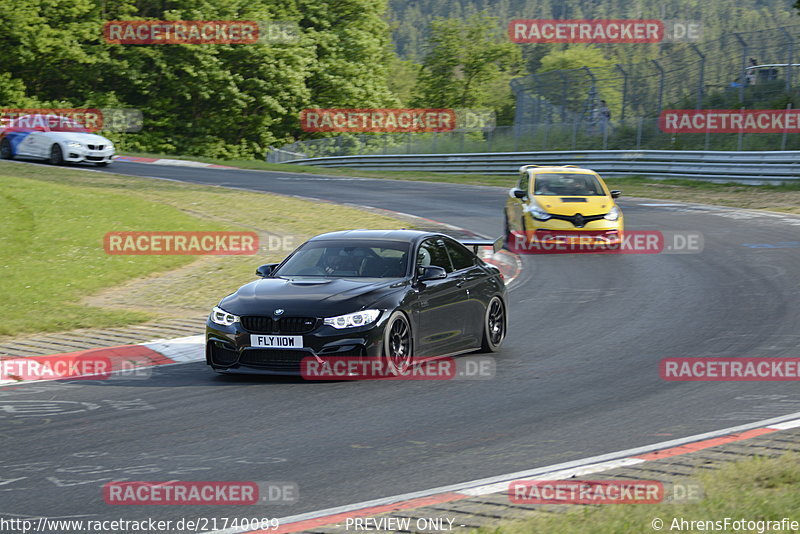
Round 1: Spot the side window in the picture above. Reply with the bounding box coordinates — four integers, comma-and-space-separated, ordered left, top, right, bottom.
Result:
417, 238, 453, 274
444, 239, 475, 271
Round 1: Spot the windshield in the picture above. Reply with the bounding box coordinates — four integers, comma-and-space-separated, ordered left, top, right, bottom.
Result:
533, 173, 606, 196
273, 239, 410, 278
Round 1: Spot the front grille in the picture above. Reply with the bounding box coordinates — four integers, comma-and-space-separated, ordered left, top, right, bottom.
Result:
279, 316, 318, 333
548, 213, 606, 228
210, 344, 238, 365
239, 349, 309, 372
240, 316, 318, 334
85, 156, 104, 161
87, 144, 104, 150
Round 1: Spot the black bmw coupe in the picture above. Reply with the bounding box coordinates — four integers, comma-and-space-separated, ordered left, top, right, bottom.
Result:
206, 229, 507, 376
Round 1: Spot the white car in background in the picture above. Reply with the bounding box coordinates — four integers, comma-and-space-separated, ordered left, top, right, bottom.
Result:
0, 114, 115, 166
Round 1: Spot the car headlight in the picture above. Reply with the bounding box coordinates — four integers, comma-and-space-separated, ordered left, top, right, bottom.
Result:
604, 206, 621, 221
526, 201, 551, 221
210, 306, 239, 326
66, 141, 83, 149
106, 143, 114, 150
324, 309, 381, 329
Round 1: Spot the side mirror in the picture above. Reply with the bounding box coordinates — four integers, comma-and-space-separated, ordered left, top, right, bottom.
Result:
512, 189, 527, 199
610, 190, 622, 199
418, 265, 447, 281
255, 263, 279, 278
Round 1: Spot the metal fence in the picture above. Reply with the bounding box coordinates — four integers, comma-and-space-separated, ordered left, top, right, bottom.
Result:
268, 24, 800, 163
285, 150, 800, 184
514, 24, 800, 125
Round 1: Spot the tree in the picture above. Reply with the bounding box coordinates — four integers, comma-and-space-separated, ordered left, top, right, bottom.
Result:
535, 46, 622, 120
0, 0, 400, 158
411, 12, 522, 118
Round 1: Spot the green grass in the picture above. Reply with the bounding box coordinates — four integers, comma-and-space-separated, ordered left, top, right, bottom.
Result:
0, 161, 405, 337
477, 453, 800, 534
0, 174, 218, 335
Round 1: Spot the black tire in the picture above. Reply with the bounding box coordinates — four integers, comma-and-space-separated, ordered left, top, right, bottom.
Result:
383, 311, 413, 375
95, 161, 109, 167
0, 138, 12, 160
480, 296, 506, 352
49, 144, 64, 165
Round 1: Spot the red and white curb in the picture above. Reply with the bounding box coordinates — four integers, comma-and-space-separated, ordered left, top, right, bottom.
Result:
0, 335, 204, 386
204, 411, 800, 534
480, 249, 522, 287
114, 155, 236, 169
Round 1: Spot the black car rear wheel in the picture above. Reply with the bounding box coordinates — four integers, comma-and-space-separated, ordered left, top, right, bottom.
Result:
49, 144, 64, 165
384, 311, 412, 375
480, 296, 506, 352
0, 138, 12, 159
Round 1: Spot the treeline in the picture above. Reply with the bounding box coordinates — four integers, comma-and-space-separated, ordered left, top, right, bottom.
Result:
3, 0, 798, 159
389, 0, 799, 62
388, 0, 800, 127
0, 0, 398, 158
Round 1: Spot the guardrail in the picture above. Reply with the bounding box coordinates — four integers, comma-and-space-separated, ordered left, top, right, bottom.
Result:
287, 150, 800, 184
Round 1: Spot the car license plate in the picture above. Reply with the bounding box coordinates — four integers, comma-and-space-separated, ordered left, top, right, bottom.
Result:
250, 335, 303, 348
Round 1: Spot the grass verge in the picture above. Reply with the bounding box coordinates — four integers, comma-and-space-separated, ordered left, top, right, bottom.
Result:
0, 161, 404, 337
477, 453, 799, 534
120, 152, 800, 215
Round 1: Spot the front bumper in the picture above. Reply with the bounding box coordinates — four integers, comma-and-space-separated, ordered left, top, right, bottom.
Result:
509, 216, 624, 254
64, 146, 114, 164
206, 316, 388, 376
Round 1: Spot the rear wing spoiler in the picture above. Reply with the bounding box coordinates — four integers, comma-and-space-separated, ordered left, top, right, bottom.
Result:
460, 237, 503, 254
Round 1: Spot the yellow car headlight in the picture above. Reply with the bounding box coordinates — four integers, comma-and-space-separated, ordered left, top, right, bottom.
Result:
604, 206, 621, 221
526, 201, 551, 221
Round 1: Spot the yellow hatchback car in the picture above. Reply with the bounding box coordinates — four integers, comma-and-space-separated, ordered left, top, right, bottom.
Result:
504, 165, 623, 251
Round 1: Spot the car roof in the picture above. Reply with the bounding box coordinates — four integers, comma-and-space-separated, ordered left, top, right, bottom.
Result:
527, 165, 599, 175
309, 229, 441, 243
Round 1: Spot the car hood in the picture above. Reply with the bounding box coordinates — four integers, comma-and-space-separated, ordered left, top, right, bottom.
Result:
217, 277, 406, 317
535, 196, 613, 216
46, 132, 112, 144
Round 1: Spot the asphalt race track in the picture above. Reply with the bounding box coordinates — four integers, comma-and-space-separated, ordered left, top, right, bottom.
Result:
2, 160, 799, 526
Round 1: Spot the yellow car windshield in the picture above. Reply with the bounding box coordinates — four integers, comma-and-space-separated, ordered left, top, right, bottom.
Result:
533, 173, 605, 196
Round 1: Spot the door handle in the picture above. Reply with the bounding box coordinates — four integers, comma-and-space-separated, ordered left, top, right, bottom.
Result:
455, 277, 466, 288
